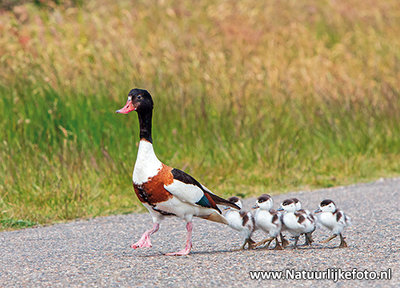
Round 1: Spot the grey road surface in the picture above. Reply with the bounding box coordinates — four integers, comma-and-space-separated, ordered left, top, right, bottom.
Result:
1, 178, 399, 287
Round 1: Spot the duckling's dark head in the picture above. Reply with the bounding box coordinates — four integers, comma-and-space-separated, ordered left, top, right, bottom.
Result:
116, 88, 153, 114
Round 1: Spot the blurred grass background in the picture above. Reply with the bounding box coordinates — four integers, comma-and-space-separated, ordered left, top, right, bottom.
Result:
1, 0, 400, 229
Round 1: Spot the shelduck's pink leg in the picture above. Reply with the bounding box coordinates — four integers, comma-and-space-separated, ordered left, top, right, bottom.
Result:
165, 222, 193, 256
131, 223, 159, 249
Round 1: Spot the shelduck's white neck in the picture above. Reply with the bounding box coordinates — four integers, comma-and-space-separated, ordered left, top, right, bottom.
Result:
132, 140, 162, 185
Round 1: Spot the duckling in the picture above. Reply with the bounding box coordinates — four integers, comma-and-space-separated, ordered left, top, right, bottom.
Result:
314, 199, 351, 248
252, 194, 283, 250
277, 199, 315, 248
224, 197, 256, 250
292, 198, 316, 245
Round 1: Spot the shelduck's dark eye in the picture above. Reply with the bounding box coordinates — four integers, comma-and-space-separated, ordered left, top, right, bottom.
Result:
137, 95, 142, 100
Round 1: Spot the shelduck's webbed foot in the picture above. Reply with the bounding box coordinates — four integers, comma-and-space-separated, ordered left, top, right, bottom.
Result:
131, 237, 152, 249
131, 223, 159, 249
165, 222, 193, 256
165, 248, 191, 256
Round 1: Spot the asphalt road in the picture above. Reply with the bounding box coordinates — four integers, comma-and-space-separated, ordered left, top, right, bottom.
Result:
1, 178, 399, 287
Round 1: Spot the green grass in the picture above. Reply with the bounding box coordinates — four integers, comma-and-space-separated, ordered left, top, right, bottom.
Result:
1, 218, 38, 229
1, 0, 400, 229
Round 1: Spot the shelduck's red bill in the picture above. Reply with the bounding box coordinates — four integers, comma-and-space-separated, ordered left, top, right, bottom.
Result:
116, 100, 135, 114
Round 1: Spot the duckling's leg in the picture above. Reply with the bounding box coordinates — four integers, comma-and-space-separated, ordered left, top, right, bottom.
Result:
304, 232, 313, 246
339, 233, 348, 248
165, 222, 193, 256
280, 233, 290, 248
263, 238, 273, 248
308, 232, 314, 243
254, 237, 274, 248
131, 223, 159, 249
238, 238, 255, 250
241, 239, 251, 250
293, 236, 300, 249
273, 237, 283, 250
247, 238, 256, 250
321, 234, 337, 244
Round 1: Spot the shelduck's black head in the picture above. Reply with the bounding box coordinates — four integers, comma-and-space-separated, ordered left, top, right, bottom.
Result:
116, 88, 154, 143
116, 88, 153, 114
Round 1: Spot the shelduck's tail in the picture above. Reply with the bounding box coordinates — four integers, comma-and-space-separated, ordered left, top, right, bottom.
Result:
199, 212, 229, 225
202, 187, 241, 210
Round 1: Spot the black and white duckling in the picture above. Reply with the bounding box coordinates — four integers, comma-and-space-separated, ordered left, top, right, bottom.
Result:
277, 199, 316, 248
252, 194, 283, 250
314, 199, 351, 248
224, 197, 256, 250
292, 198, 316, 245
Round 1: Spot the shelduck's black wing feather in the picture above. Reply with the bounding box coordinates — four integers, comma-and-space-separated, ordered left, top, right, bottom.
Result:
164, 168, 239, 212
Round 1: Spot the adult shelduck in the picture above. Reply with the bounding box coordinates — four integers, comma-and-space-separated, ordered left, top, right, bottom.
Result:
314, 199, 351, 248
116, 88, 239, 256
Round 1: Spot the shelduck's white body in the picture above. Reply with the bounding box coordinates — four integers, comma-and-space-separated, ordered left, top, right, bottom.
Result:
132, 140, 162, 185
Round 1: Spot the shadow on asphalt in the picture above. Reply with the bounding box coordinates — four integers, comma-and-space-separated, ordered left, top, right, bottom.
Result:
122, 243, 349, 258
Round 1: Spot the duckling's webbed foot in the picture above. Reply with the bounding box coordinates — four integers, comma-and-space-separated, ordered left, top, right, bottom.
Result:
280, 233, 290, 248
339, 233, 348, 248
273, 238, 283, 250
321, 234, 337, 244
293, 236, 300, 249
248, 238, 256, 249
254, 237, 273, 248
241, 238, 256, 250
